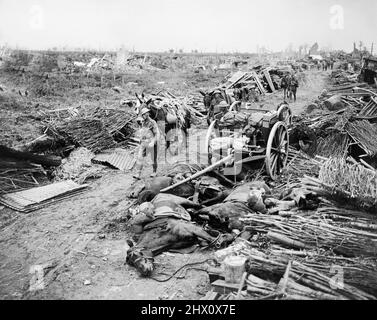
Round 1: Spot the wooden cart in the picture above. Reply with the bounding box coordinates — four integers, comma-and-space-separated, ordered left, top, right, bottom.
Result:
204, 102, 292, 180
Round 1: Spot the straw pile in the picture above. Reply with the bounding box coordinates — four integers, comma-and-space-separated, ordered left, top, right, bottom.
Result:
345, 120, 377, 157
312, 158, 377, 212
316, 133, 349, 158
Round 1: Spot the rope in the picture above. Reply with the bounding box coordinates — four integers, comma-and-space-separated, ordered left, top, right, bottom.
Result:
149, 258, 214, 282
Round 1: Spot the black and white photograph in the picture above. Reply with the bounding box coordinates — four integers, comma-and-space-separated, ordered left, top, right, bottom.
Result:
0, 0, 377, 303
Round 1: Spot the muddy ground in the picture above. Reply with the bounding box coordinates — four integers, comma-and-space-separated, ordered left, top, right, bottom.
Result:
0, 67, 329, 300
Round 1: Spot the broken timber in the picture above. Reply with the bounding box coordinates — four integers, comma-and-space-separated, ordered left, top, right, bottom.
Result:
252, 71, 266, 94
0, 145, 62, 167
263, 69, 275, 92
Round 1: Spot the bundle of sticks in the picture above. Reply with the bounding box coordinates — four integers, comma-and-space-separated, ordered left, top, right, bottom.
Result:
358, 97, 377, 117
274, 148, 324, 194
301, 84, 377, 160
307, 106, 355, 131
243, 247, 376, 300
37, 107, 80, 122
52, 118, 116, 153
285, 148, 323, 176
316, 203, 377, 228
44, 106, 137, 153
153, 90, 205, 122
330, 70, 358, 85
154, 98, 204, 128
240, 211, 377, 257
91, 107, 135, 135
90, 107, 136, 146
0, 165, 47, 194
159, 98, 189, 127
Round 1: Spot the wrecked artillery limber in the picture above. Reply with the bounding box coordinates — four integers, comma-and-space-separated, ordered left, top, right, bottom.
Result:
204, 102, 293, 180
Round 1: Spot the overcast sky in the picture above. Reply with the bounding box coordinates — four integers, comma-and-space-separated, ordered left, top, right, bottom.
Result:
0, 0, 376, 52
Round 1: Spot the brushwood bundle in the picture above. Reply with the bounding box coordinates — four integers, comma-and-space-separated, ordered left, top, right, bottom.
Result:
318, 158, 377, 211
43, 107, 136, 153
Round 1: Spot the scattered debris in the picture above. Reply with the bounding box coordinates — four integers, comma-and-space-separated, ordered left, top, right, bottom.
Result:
53, 147, 104, 183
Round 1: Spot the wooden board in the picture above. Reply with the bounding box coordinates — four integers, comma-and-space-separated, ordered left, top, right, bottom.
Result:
263, 69, 275, 92
0, 180, 88, 212
225, 71, 247, 89
200, 290, 219, 300
208, 266, 224, 283
211, 279, 247, 295
252, 71, 266, 94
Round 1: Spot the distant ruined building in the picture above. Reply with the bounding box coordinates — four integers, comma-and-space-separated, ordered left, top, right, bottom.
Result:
309, 42, 319, 55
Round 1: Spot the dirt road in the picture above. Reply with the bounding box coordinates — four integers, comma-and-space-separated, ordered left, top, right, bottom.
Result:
0, 70, 329, 300
260, 69, 329, 114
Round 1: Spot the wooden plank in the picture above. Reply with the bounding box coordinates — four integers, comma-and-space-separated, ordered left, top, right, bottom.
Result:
240, 108, 269, 112
359, 100, 377, 116
236, 272, 248, 299
328, 83, 366, 91
0, 180, 88, 212
212, 279, 247, 295
208, 267, 224, 283
354, 87, 377, 97
263, 69, 275, 92
200, 290, 219, 300
252, 71, 266, 94
225, 71, 247, 89
0, 145, 62, 167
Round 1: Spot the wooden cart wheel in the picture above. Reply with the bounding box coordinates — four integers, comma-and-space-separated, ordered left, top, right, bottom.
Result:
277, 104, 292, 125
205, 120, 220, 165
265, 121, 289, 180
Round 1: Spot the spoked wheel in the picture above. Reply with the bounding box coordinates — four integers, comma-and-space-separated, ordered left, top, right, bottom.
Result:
277, 104, 293, 125
204, 120, 220, 165
265, 121, 289, 180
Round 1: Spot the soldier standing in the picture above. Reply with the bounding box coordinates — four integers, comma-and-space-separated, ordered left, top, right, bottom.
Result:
133, 108, 160, 179
289, 74, 299, 102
